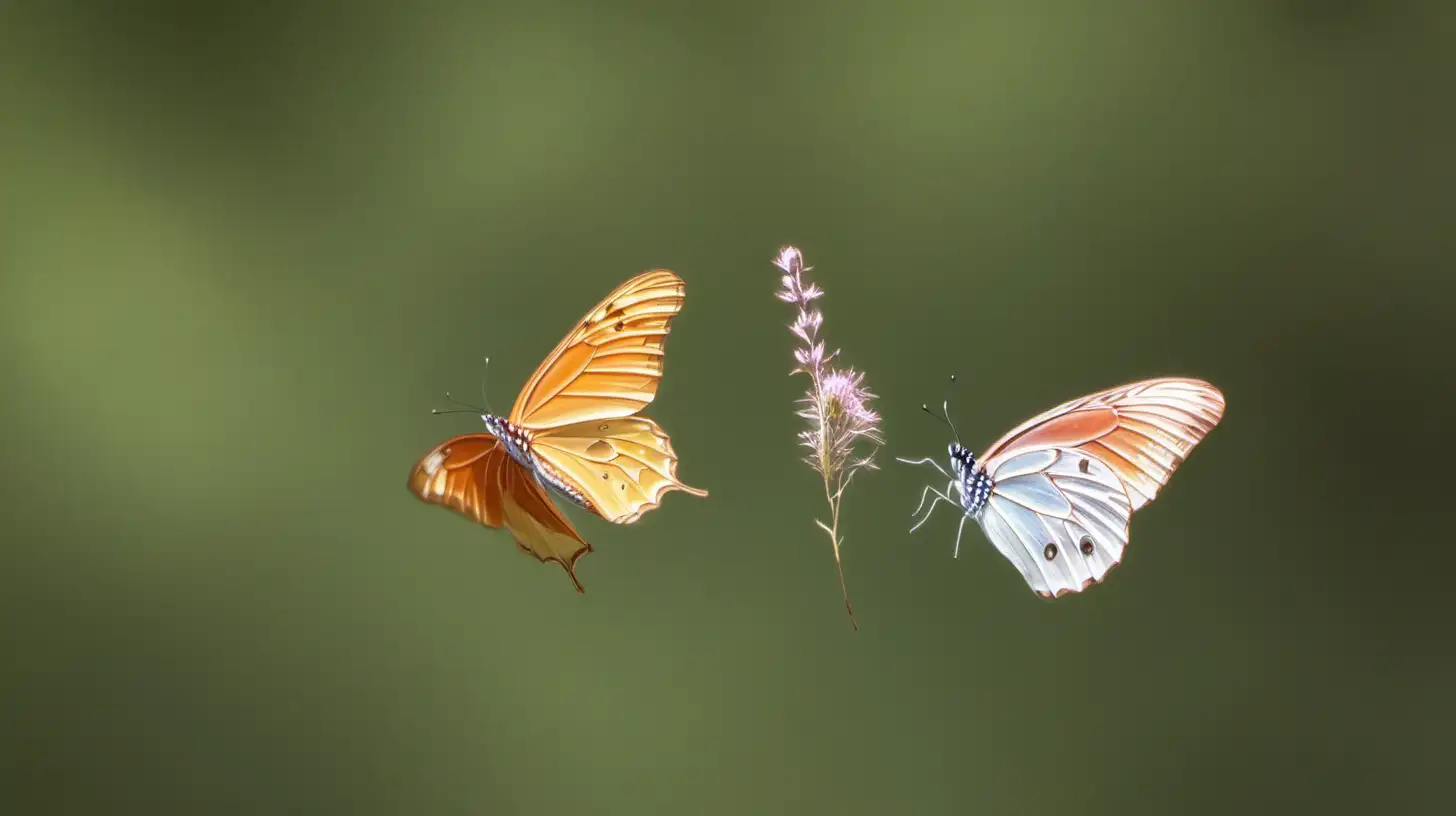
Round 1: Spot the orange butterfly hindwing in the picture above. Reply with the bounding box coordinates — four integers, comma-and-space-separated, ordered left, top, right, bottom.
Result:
407, 433, 592, 592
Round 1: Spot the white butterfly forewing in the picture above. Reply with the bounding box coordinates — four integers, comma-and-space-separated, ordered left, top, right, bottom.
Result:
980, 378, 1225, 512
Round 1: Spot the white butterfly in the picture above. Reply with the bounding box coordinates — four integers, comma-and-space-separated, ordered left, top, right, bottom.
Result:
898, 377, 1226, 598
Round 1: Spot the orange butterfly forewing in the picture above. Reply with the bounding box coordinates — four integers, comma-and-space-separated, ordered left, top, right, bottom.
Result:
510, 270, 686, 431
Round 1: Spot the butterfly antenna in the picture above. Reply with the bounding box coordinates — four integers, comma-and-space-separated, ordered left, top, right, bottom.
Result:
479, 356, 497, 415
919, 375, 962, 444
432, 391, 485, 416
941, 374, 962, 444
919, 403, 960, 444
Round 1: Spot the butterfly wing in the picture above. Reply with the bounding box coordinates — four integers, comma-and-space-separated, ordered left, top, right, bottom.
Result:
977, 449, 1134, 598
530, 417, 709, 524
981, 378, 1225, 510
407, 433, 592, 592
508, 270, 687, 431
976, 378, 1225, 598
496, 452, 595, 592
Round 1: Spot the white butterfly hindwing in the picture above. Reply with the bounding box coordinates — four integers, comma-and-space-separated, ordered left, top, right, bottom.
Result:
978, 449, 1132, 598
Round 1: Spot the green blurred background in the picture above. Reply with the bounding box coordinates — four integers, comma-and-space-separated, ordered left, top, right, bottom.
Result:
3, 1, 1453, 813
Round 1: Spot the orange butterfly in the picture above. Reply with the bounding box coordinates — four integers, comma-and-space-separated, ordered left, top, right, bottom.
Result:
407, 270, 708, 592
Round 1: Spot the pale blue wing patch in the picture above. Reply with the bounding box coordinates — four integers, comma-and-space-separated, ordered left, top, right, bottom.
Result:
992, 472, 1073, 518
990, 448, 1059, 481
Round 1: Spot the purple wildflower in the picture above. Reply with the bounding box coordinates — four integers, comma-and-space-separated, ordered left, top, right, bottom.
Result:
775, 246, 884, 631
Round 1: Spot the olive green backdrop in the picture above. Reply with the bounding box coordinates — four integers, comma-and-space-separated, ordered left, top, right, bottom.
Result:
3, 1, 1453, 814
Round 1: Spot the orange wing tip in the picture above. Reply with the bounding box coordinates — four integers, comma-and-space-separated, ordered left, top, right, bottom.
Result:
561, 544, 589, 594
565, 564, 586, 594
512, 537, 591, 593
649, 479, 710, 509
614, 481, 709, 524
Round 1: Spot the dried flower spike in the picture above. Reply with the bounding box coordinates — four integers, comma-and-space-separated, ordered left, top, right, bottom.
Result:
775, 246, 884, 631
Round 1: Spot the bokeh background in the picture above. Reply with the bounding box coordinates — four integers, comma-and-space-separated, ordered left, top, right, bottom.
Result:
4, 1, 1454, 814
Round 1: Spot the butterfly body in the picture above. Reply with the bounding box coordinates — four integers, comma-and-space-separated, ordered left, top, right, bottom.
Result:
480, 414, 532, 466
902, 378, 1225, 599
409, 270, 707, 592
479, 413, 592, 510
947, 443, 993, 518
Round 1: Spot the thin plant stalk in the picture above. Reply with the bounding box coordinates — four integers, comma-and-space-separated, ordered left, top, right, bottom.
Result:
775, 246, 883, 631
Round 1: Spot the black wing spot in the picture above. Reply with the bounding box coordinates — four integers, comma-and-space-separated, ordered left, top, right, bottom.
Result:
1079, 459, 1090, 474
1080, 536, 1095, 555
614, 321, 624, 331
1044, 543, 1058, 561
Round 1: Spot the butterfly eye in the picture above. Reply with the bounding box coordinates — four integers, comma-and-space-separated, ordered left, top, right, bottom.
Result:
1078, 459, 1090, 474
1043, 543, 1058, 561
1079, 537, 1094, 555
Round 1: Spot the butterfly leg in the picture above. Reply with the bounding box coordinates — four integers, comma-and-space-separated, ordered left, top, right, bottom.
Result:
953, 512, 970, 559
909, 482, 957, 533
895, 456, 953, 479
909, 479, 951, 519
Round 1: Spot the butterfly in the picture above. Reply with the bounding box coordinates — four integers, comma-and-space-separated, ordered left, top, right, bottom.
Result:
897, 377, 1225, 598
407, 269, 708, 592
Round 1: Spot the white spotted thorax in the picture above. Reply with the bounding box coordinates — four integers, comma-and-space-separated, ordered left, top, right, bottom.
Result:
481, 414, 593, 511
948, 442, 993, 517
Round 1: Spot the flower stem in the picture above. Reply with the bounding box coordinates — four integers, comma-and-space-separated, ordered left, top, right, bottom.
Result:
824, 477, 858, 632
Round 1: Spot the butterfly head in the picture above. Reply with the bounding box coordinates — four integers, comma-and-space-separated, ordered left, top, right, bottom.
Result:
948, 442, 977, 476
